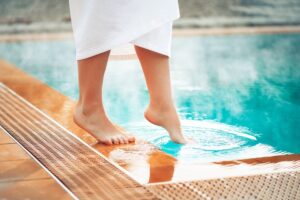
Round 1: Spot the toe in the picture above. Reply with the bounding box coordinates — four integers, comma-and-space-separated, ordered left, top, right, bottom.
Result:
122, 136, 129, 144
128, 135, 136, 142
101, 137, 113, 145
118, 136, 125, 144
112, 137, 120, 145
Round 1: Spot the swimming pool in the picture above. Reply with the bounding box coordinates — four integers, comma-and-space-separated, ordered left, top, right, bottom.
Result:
1, 32, 300, 163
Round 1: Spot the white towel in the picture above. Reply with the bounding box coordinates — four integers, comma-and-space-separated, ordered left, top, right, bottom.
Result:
68, 0, 180, 60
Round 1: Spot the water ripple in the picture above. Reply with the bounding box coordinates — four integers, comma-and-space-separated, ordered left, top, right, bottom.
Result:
124, 120, 279, 162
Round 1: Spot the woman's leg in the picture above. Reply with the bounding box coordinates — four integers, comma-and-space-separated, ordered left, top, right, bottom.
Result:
134, 46, 187, 144
73, 50, 135, 145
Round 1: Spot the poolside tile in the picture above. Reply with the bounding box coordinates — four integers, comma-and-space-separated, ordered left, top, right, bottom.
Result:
0, 178, 72, 200
0, 160, 50, 182
0, 129, 15, 144
0, 144, 30, 162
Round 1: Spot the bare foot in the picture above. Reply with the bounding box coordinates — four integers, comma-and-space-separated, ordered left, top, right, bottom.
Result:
73, 103, 135, 145
144, 104, 187, 144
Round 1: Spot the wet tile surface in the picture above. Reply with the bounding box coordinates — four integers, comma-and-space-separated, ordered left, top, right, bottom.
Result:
0, 160, 50, 182
0, 179, 72, 200
0, 128, 14, 144
0, 144, 30, 162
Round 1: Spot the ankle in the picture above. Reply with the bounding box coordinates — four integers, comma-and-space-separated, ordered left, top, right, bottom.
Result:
76, 100, 105, 116
148, 102, 176, 113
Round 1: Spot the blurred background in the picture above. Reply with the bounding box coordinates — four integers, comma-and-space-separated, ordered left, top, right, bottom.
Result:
0, 0, 300, 33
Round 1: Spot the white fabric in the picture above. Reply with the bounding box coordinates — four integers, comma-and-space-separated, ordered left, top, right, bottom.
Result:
69, 0, 180, 60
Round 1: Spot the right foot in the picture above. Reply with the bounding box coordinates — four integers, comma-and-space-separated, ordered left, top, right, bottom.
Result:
73, 103, 135, 145
144, 104, 188, 144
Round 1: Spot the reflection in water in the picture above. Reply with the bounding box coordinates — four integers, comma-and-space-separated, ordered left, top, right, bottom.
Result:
155, 138, 183, 157
1, 33, 300, 162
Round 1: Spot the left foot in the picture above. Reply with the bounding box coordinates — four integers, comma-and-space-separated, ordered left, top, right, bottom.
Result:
73, 102, 135, 145
144, 104, 187, 144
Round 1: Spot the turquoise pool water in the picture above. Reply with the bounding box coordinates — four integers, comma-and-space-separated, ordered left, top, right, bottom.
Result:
1, 33, 300, 163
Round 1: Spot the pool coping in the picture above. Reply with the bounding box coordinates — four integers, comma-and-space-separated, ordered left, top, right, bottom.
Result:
1, 25, 300, 61
1, 26, 300, 42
